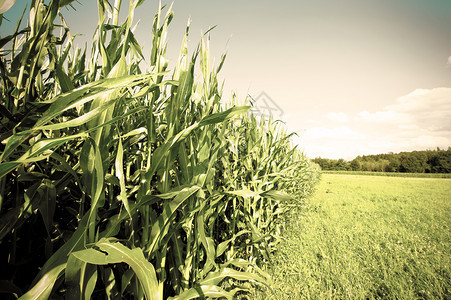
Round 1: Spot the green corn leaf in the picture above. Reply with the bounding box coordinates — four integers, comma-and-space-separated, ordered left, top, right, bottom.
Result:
198, 106, 251, 126
147, 123, 199, 181
0, 133, 30, 164
226, 189, 261, 199
72, 239, 160, 300
37, 180, 56, 236
196, 210, 216, 272
148, 186, 201, 255
0, 0, 16, 14
59, 0, 77, 8
115, 137, 131, 218
103, 267, 121, 300
0, 161, 21, 179
37, 74, 149, 116
0, 76, 149, 163
0, 133, 89, 179
65, 254, 98, 300
200, 36, 210, 86
173, 19, 190, 80
56, 61, 75, 92
216, 230, 250, 257
120, 268, 135, 296
99, 185, 194, 239
83, 138, 104, 243
217, 52, 227, 73
17, 133, 88, 162
175, 62, 194, 106
261, 190, 294, 201
147, 106, 250, 182
33, 99, 117, 131
0, 191, 37, 241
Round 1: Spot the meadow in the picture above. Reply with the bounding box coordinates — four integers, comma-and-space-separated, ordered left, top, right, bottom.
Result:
255, 174, 451, 299
322, 170, 451, 178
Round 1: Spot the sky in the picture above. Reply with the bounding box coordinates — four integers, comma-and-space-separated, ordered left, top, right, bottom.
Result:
2, 0, 451, 160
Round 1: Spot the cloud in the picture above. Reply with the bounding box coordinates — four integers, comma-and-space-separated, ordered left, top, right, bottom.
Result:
388, 88, 451, 132
389, 88, 451, 112
324, 112, 349, 122
358, 88, 451, 132
298, 88, 451, 159
447, 56, 451, 66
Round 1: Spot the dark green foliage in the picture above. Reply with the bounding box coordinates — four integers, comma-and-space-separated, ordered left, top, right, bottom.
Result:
313, 148, 451, 173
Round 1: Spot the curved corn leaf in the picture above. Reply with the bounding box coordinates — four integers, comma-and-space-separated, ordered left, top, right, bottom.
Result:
148, 186, 201, 255
216, 230, 250, 257
115, 138, 131, 218
198, 106, 251, 126
72, 239, 160, 300
0, 0, 16, 14
0, 133, 89, 179
196, 209, 216, 274
65, 254, 97, 300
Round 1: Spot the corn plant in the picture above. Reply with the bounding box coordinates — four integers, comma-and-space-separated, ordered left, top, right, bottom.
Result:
0, 1, 320, 299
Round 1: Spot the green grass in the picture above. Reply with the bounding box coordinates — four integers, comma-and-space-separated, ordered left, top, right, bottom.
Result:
255, 174, 451, 299
322, 170, 451, 178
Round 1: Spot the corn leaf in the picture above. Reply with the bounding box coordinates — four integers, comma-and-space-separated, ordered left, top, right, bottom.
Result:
72, 239, 160, 300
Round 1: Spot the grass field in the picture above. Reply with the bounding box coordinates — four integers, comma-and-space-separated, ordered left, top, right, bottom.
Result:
254, 174, 451, 299
322, 170, 451, 178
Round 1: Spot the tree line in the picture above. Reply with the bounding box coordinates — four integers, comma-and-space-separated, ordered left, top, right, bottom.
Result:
312, 148, 451, 173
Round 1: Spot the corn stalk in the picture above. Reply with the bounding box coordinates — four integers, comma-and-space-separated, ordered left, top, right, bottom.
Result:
0, 1, 320, 299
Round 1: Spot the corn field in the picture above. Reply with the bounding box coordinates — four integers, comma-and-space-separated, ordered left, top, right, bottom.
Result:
0, 1, 320, 299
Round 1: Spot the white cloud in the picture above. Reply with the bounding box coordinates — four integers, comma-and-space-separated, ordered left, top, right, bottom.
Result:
389, 88, 451, 132
324, 112, 349, 123
298, 88, 451, 159
357, 88, 451, 133
447, 56, 451, 66
389, 88, 451, 112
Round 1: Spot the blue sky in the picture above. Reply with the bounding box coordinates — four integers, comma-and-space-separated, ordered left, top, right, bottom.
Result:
2, 0, 451, 159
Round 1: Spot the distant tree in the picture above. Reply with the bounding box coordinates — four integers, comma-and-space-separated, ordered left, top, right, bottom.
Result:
376, 159, 390, 172
312, 158, 333, 170
336, 159, 347, 170
429, 150, 451, 173
400, 156, 423, 173
361, 159, 377, 171
312, 148, 451, 173
350, 159, 360, 171
412, 151, 428, 173
386, 156, 400, 172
